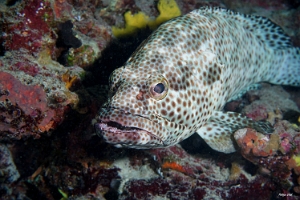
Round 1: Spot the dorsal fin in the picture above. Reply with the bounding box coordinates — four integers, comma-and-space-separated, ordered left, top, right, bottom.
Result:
193, 7, 293, 49
244, 14, 293, 49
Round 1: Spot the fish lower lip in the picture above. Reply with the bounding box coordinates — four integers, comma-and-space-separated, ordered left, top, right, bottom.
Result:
103, 121, 142, 131
95, 121, 148, 137
95, 120, 165, 147
95, 108, 166, 147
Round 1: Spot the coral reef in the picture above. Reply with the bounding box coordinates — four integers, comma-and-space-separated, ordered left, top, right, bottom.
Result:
0, 71, 66, 139
0, 0, 300, 199
233, 116, 300, 194
243, 84, 299, 121
0, 144, 20, 183
118, 146, 279, 199
234, 128, 277, 157
0, 0, 113, 140
2, 0, 55, 55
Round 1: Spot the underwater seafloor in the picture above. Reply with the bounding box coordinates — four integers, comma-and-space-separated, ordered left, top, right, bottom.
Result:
1, 0, 300, 199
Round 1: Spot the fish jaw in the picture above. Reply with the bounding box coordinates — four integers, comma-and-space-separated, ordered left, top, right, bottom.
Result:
95, 108, 167, 148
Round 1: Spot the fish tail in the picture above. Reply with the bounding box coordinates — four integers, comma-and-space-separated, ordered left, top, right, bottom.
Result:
267, 47, 300, 86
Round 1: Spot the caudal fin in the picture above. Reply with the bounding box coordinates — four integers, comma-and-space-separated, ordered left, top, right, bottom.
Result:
268, 48, 300, 86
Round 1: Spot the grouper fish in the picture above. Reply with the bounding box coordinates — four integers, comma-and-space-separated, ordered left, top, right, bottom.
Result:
95, 7, 300, 153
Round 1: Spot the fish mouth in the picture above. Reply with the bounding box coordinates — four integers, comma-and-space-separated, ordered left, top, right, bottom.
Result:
95, 109, 166, 148
101, 121, 143, 131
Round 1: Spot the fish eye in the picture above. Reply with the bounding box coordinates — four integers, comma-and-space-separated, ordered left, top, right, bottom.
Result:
149, 77, 168, 100
154, 83, 165, 93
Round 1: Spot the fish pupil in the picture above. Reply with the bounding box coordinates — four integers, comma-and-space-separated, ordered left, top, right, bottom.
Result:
154, 83, 165, 94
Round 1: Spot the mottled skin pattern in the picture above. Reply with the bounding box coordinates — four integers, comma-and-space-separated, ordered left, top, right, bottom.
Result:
95, 8, 300, 153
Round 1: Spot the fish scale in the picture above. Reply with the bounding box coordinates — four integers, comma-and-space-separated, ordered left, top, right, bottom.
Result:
95, 7, 300, 153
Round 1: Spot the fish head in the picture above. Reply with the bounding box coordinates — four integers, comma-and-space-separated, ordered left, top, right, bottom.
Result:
95, 61, 196, 148
94, 18, 219, 148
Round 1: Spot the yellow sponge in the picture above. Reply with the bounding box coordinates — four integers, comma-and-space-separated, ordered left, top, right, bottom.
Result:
112, 11, 150, 37
112, 0, 181, 38
293, 155, 300, 166
149, 0, 181, 29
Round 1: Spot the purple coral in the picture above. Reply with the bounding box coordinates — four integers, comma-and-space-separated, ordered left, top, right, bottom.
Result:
279, 133, 293, 153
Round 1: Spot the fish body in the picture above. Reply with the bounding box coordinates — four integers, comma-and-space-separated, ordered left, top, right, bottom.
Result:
95, 7, 300, 153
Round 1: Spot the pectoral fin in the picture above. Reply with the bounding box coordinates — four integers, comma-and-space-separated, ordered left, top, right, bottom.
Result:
197, 111, 273, 153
